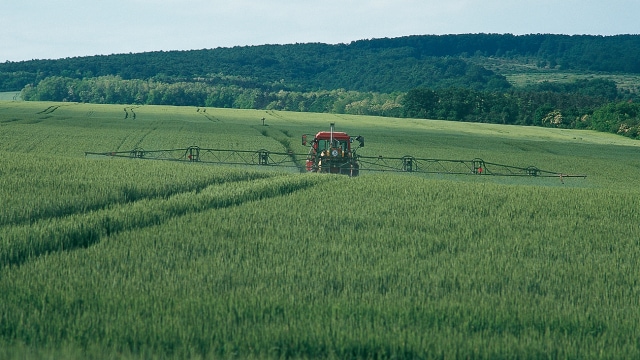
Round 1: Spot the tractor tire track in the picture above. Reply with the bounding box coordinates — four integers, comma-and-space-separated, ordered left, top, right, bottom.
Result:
266, 110, 285, 119
124, 106, 140, 120
133, 127, 156, 149
201, 113, 220, 123
0, 173, 272, 229
253, 126, 306, 173
36, 103, 76, 115
37, 105, 61, 114
197, 108, 221, 122
1, 175, 332, 268
115, 121, 155, 151
114, 131, 132, 152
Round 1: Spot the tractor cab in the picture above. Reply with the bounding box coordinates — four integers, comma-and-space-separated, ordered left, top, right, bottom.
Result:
302, 123, 364, 176
315, 132, 350, 158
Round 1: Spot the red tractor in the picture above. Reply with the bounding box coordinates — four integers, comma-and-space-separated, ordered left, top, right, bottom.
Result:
302, 123, 364, 176
87, 122, 585, 181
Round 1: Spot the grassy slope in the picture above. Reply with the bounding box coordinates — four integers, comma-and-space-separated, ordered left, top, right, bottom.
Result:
0, 92, 21, 101
1, 101, 639, 358
469, 56, 640, 93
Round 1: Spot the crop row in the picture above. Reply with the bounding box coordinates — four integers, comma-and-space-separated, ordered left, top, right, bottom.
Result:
0, 102, 291, 157
2, 101, 640, 358
0, 173, 329, 267
2, 174, 639, 358
0, 152, 276, 228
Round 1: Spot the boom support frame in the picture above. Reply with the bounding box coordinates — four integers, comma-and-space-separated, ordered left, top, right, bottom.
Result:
85, 146, 586, 179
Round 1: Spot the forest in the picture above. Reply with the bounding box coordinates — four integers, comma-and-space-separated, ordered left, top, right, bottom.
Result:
3, 33, 640, 138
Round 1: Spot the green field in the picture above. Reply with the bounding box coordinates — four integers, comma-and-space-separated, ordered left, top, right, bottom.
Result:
0, 92, 22, 101
505, 72, 640, 94
1, 101, 640, 359
469, 56, 640, 94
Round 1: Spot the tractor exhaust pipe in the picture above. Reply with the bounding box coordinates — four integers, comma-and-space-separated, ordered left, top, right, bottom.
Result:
330, 123, 335, 144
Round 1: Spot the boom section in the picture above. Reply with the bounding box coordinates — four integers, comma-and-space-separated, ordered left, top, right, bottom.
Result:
357, 155, 586, 178
85, 146, 306, 171
86, 146, 585, 179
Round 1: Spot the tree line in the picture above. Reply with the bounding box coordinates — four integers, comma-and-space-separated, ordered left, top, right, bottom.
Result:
20, 76, 403, 115
5, 34, 640, 93
21, 75, 640, 139
1, 51, 510, 93
351, 34, 640, 73
6, 33, 640, 139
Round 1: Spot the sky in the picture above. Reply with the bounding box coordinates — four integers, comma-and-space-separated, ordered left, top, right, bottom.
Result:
1, 0, 639, 62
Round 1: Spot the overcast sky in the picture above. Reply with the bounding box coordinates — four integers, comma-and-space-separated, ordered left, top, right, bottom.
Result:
2, 0, 639, 62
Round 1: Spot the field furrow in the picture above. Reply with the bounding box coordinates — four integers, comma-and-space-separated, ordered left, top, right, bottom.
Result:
0, 174, 331, 267
0, 153, 274, 228
1, 101, 640, 358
